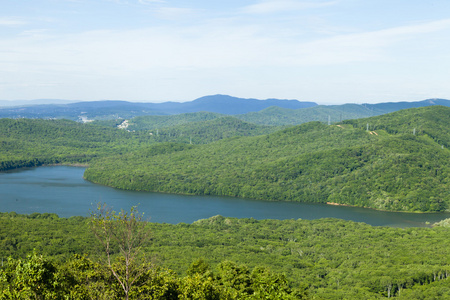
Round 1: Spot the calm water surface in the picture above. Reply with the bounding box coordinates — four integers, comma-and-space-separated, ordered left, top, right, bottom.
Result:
1, 166, 449, 227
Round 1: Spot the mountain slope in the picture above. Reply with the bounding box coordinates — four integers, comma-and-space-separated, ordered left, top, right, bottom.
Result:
174, 94, 317, 114
150, 116, 283, 144
84, 106, 450, 212
236, 104, 383, 126
126, 112, 225, 131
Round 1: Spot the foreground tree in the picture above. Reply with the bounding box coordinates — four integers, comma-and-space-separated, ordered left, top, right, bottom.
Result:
0, 250, 63, 299
90, 204, 152, 300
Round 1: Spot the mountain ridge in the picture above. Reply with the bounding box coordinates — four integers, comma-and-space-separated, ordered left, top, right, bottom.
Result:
1, 95, 449, 127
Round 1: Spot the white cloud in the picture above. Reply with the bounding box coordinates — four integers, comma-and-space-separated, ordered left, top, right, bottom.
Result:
2, 18, 449, 76
152, 7, 200, 20
272, 18, 450, 66
138, 0, 165, 4
0, 17, 27, 26
241, 0, 338, 14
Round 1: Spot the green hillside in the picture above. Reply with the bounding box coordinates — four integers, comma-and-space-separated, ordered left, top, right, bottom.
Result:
342, 106, 450, 148
126, 112, 224, 131
0, 116, 277, 170
142, 116, 283, 144
98, 113, 281, 144
235, 104, 384, 126
1, 106, 449, 212
84, 106, 450, 212
0, 119, 152, 170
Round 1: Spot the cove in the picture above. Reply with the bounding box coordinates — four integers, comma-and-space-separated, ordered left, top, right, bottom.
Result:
1, 166, 449, 227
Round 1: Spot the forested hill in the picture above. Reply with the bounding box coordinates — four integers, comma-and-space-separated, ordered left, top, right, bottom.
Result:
1, 106, 449, 212
0, 116, 279, 170
235, 104, 382, 126
84, 106, 450, 212
139, 116, 282, 144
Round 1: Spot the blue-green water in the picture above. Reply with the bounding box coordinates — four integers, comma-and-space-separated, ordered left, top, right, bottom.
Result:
1, 166, 449, 227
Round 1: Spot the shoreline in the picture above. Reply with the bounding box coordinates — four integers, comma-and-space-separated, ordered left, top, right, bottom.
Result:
45, 163, 90, 168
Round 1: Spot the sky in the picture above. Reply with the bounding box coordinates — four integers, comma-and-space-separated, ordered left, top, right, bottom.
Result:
1, 0, 450, 104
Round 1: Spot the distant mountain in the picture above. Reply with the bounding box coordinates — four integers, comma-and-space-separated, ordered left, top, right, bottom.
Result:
236, 99, 450, 126
0, 96, 449, 125
171, 94, 317, 114
363, 98, 450, 113
0, 95, 317, 120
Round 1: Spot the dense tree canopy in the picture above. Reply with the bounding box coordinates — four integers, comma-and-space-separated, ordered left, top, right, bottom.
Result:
1, 106, 449, 212
85, 107, 450, 212
1, 212, 450, 299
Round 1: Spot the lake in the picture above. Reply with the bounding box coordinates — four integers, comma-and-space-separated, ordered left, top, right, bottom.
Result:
1, 166, 449, 227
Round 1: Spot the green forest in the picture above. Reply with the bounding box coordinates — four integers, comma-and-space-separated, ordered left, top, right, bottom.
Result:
1, 211, 450, 299
1, 106, 449, 212
1, 106, 450, 298
85, 106, 450, 212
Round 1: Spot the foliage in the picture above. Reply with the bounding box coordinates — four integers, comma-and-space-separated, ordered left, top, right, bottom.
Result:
342, 105, 450, 148
125, 112, 225, 130
0, 118, 155, 171
90, 204, 152, 300
0, 251, 63, 299
126, 116, 282, 144
2, 213, 450, 299
236, 104, 382, 126
85, 106, 450, 212
1, 106, 450, 212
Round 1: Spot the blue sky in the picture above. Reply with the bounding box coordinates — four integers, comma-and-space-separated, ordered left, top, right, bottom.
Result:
1, 0, 450, 104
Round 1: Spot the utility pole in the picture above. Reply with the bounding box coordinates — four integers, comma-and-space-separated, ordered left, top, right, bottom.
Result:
328, 115, 331, 125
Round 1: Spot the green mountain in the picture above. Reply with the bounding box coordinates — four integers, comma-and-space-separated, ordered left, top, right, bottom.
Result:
126, 112, 225, 131
1, 106, 449, 212
84, 106, 450, 212
145, 116, 283, 144
96, 112, 283, 144
0, 116, 279, 170
0, 118, 156, 170
236, 104, 383, 126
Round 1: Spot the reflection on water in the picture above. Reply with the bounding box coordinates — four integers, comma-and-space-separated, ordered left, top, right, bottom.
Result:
1, 166, 449, 227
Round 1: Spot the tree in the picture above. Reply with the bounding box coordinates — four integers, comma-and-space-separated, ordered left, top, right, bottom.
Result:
0, 250, 63, 299
90, 204, 152, 300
